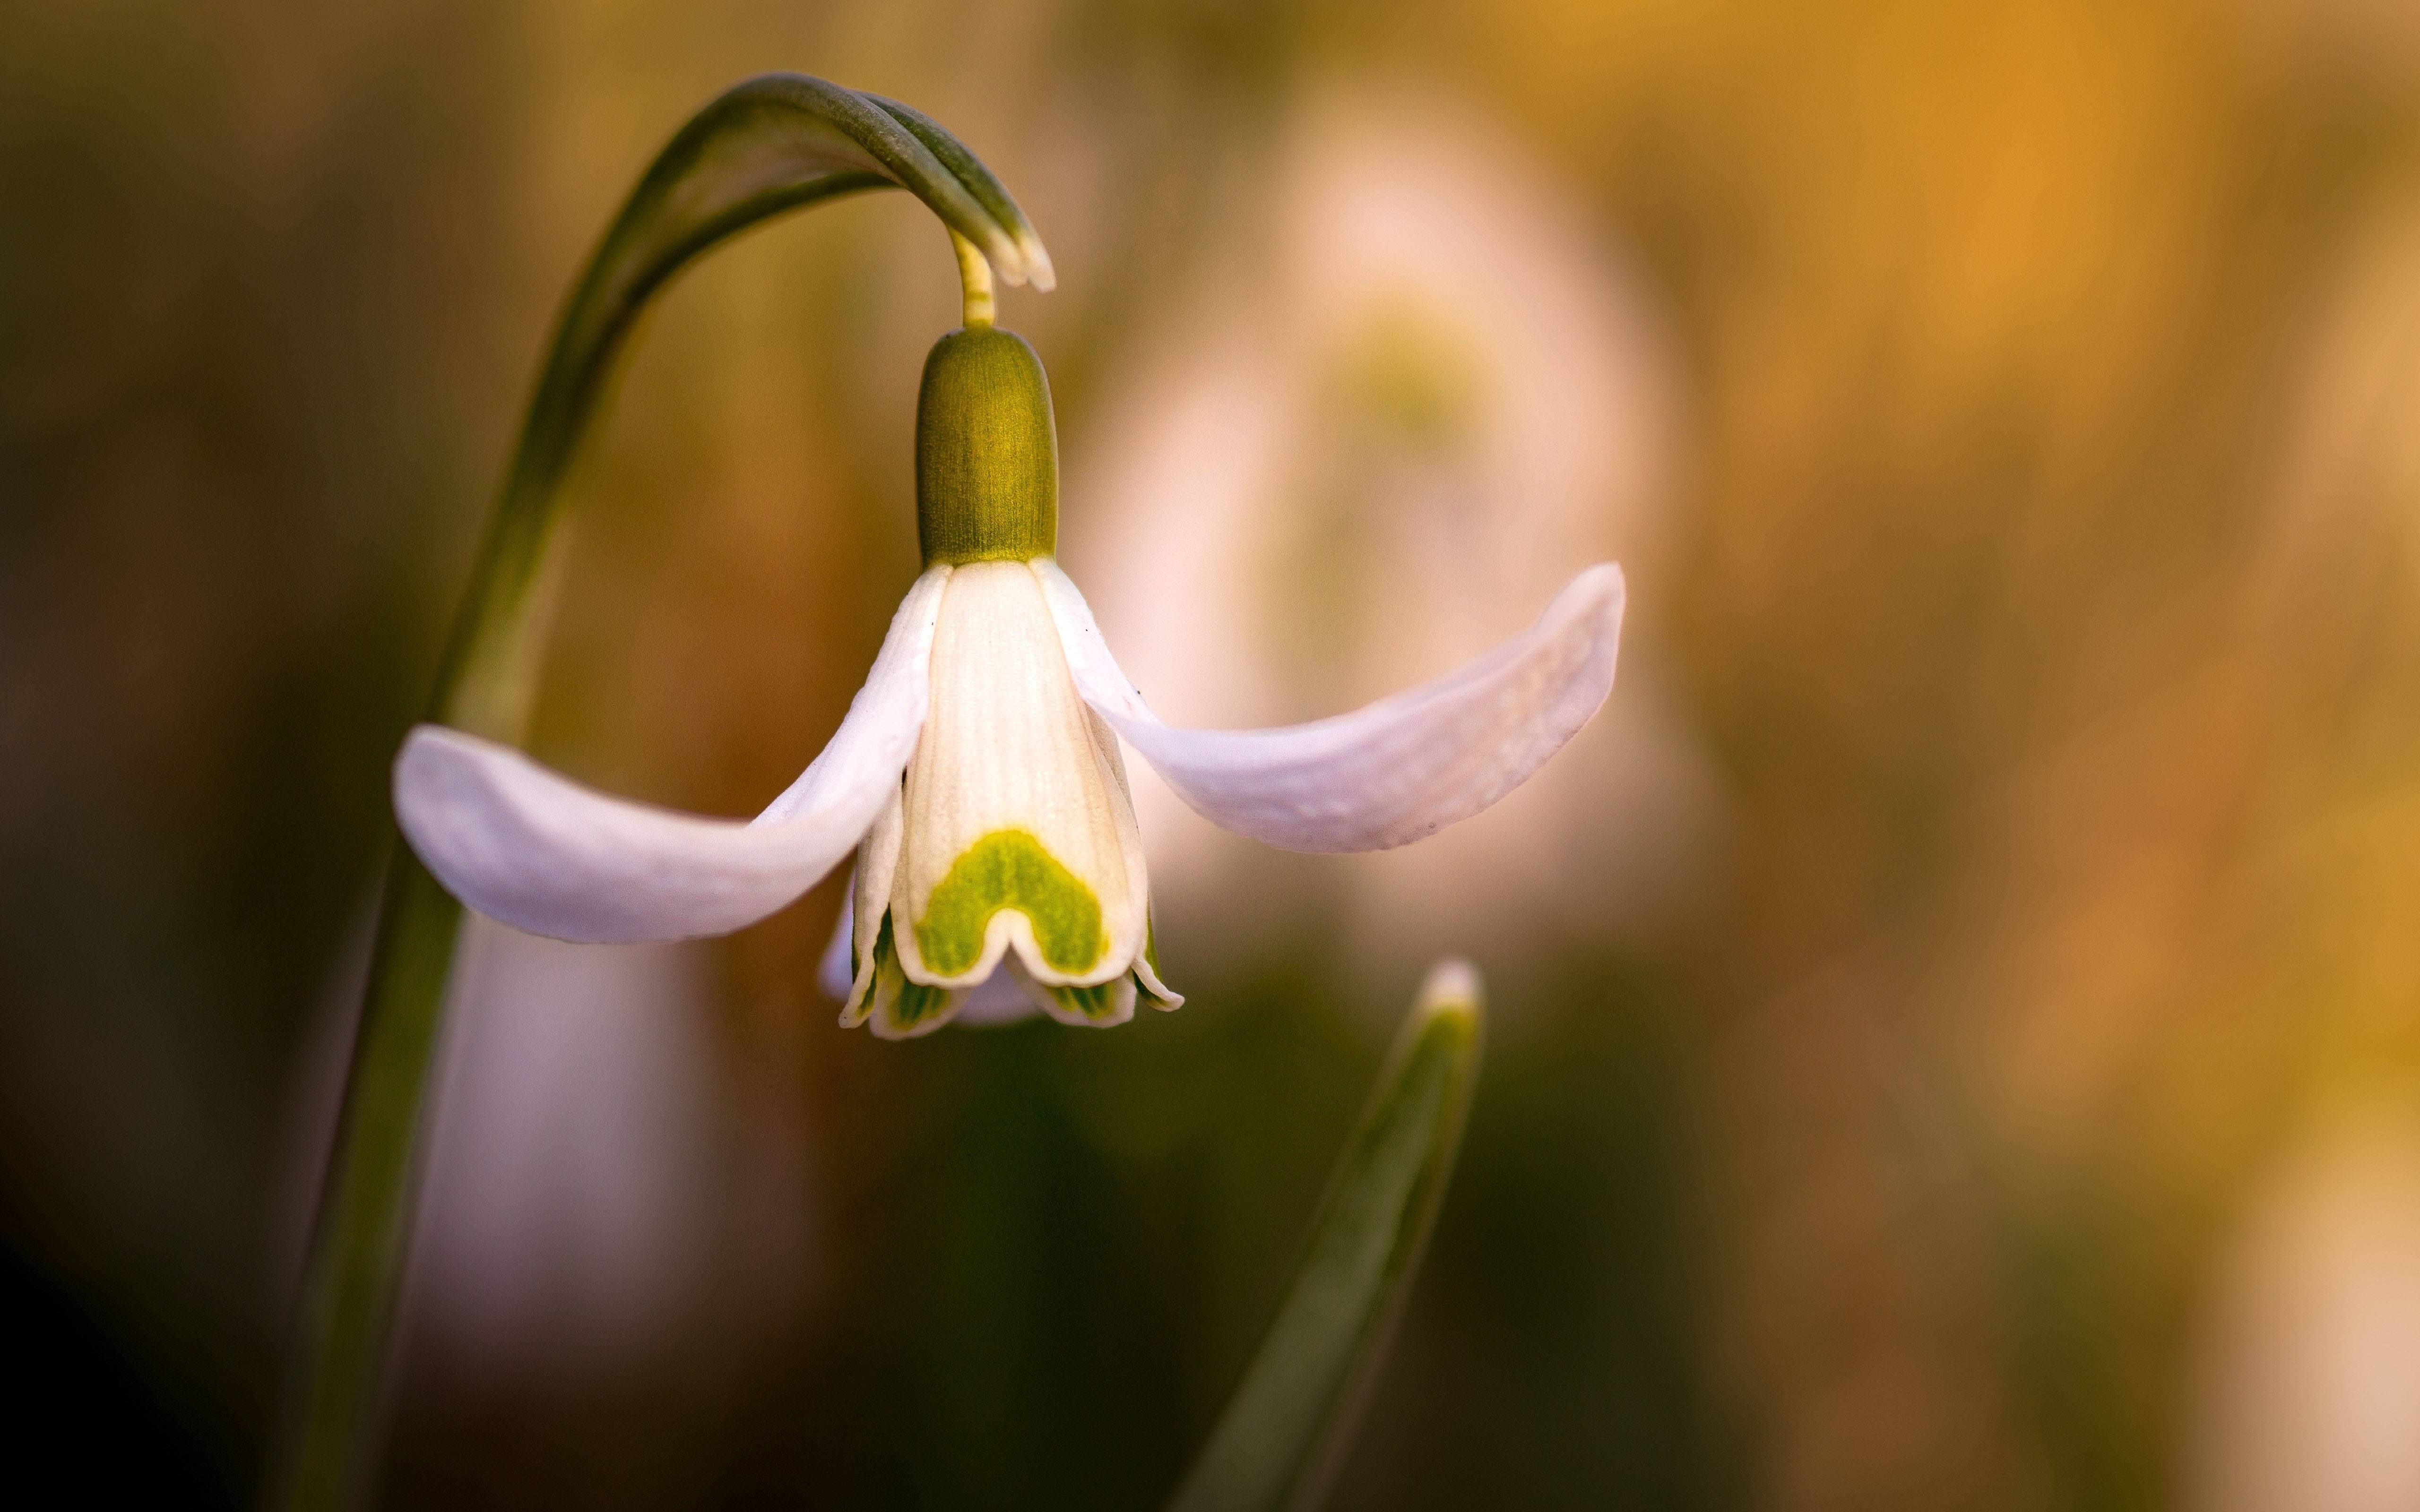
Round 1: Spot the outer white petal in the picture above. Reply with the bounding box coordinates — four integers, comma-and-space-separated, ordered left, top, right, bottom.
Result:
1037, 559, 1625, 853
756, 566, 952, 825
394, 567, 950, 942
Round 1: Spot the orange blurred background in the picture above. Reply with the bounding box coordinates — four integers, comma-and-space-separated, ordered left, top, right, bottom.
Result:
8, 0, 2420, 1507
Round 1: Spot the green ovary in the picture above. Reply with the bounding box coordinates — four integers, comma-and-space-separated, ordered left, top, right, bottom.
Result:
914, 828, 1104, 977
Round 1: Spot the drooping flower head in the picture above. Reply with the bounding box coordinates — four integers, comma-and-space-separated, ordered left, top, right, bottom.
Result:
393, 235, 1625, 1039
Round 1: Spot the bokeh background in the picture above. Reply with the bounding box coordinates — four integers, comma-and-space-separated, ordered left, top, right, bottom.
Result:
9, 0, 2420, 1507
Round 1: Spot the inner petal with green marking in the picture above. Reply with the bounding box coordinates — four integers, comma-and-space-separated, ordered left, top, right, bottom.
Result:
888, 557, 1152, 996
913, 827, 1104, 978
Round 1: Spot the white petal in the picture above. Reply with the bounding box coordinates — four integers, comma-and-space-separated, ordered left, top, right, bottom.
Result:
394, 567, 950, 942
756, 566, 951, 825
830, 748, 1163, 1030
869, 988, 963, 1040
1038, 558, 1625, 853
1031, 556, 1158, 726
889, 560, 1150, 989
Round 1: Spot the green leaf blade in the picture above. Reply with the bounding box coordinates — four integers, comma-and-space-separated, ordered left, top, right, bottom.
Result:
1167, 961, 1487, 1512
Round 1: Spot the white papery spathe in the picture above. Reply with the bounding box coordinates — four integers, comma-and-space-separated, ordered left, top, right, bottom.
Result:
396, 554, 1625, 1038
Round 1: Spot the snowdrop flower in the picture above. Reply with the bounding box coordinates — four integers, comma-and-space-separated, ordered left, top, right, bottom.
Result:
393, 290, 1625, 1039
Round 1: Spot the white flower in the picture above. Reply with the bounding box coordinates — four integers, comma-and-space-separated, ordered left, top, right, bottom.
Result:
392, 321, 1626, 1039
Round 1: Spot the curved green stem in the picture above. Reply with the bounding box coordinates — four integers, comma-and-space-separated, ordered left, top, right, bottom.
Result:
265, 74, 1047, 1512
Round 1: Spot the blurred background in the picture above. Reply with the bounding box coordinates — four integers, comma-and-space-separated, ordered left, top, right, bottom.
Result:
8, 0, 2420, 1507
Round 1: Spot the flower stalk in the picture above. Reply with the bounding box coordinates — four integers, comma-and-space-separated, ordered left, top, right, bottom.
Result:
953, 227, 996, 329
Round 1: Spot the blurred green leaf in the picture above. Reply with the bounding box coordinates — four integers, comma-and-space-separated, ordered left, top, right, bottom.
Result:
1167, 961, 1486, 1512
267, 76, 1048, 1512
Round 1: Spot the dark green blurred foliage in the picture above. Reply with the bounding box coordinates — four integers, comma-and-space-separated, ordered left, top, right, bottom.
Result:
0, 1237, 241, 1507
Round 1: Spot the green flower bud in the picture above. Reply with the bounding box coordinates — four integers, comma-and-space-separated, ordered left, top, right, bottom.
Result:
915, 325, 1059, 564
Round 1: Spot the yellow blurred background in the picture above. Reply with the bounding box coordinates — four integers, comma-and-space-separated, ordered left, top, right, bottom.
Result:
7, 0, 2420, 1507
